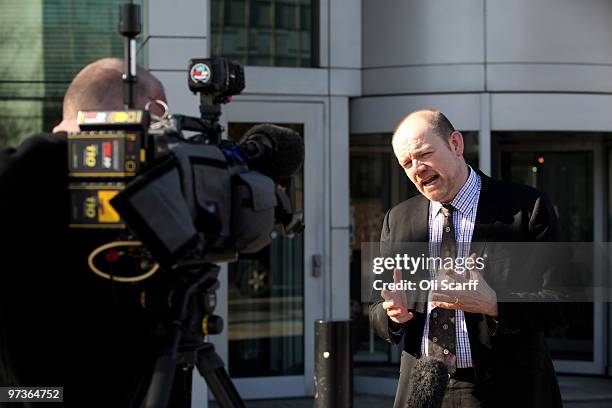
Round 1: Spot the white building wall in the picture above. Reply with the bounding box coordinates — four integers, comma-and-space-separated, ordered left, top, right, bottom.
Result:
487, 0, 612, 93
144, 0, 208, 117
362, 0, 485, 94
361, 0, 612, 96
356, 0, 612, 143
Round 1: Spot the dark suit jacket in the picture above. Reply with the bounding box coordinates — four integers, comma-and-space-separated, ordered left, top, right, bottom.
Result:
370, 170, 569, 408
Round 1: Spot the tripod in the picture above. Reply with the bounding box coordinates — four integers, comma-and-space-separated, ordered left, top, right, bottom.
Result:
140, 263, 246, 408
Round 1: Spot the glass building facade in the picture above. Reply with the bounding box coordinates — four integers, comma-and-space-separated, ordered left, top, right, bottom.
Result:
0, 0, 142, 147
211, 0, 317, 67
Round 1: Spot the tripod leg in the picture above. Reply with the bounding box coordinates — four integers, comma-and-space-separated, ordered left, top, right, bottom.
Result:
144, 353, 178, 408
195, 344, 246, 408
144, 325, 181, 408
169, 367, 193, 408
200, 367, 245, 408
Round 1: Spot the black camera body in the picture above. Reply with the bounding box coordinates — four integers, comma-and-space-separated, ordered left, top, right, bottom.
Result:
188, 58, 245, 102
67, 58, 303, 275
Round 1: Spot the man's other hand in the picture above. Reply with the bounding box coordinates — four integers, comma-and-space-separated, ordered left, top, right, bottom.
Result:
431, 253, 498, 317
381, 269, 414, 324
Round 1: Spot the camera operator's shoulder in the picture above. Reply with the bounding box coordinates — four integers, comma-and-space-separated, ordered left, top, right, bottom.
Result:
14, 132, 66, 156
0, 133, 66, 172
0, 132, 67, 187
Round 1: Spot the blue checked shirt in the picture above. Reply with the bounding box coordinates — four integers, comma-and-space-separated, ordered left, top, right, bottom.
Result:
421, 166, 481, 368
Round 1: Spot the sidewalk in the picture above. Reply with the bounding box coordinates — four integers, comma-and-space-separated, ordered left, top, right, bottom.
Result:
211, 375, 612, 407
559, 375, 612, 407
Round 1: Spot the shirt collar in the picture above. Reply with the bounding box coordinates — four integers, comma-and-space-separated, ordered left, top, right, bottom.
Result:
431, 165, 480, 217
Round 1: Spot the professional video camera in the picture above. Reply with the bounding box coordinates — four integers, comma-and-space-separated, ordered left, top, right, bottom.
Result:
67, 57, 304, 272
64, 4, 304, 408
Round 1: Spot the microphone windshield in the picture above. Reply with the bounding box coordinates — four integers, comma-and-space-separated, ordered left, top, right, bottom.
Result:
239, 124, 305, 181
406, 357, 449, 408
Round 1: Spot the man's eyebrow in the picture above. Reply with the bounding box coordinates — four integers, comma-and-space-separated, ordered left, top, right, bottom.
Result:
410, 145, 430, 157
399, 146, 425, 166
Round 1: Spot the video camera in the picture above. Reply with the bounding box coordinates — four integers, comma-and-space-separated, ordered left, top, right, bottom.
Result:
66, 56, 304, 275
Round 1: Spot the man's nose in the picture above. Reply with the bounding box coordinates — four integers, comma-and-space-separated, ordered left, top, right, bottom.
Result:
413, 159, 427, 173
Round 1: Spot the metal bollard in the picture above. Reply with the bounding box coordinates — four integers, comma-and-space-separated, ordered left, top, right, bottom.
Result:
314, 320, 353, 408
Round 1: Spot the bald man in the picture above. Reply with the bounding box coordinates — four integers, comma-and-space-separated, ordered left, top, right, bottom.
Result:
0, 58, 166, 405
369, 109, 568, 407
53, 57, 166, 133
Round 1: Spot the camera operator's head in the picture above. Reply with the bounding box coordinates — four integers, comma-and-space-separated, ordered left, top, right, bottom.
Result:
52, 57, 167, 133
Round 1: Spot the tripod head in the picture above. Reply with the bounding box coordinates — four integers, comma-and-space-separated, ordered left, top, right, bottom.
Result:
140, 263, 244, 408
140, 262, 223, 340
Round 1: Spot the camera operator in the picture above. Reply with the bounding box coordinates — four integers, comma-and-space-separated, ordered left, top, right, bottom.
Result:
0, 58, 167, 406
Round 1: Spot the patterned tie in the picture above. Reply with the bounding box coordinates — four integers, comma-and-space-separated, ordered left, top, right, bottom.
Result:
428, 204, 457, 374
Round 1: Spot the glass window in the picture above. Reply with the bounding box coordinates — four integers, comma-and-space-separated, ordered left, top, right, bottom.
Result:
350, 134, 413, 370
251, 0, 274, 28
211, 0, 318, 68
462, 131, 479, 169
609, 147, 612, 241
0, 0, 144, 148
494, 131, 604, 362
227, 122, 304, 377
275, 3, 297, 30
225, 0, 248, 26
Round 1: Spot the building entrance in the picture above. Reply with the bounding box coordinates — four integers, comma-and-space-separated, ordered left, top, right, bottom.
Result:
495, 132, 608, 374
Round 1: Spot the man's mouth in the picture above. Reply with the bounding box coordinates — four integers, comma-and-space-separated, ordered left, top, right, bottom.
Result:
421, 175, 439, 188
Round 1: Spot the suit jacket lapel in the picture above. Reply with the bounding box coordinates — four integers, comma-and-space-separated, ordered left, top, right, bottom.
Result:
403, 196, 429, 313
472, 170, 498, 250
410, 195, 430, 243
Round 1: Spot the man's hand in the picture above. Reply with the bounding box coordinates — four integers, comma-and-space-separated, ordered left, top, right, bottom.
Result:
431, 253, 498, 317
381, 269, 414, 324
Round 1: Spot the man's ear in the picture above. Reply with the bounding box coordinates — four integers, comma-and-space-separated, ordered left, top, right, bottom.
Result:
449, 131, 464, 156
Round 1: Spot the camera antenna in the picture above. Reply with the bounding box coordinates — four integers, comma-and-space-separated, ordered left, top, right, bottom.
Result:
119, 3, 141, 109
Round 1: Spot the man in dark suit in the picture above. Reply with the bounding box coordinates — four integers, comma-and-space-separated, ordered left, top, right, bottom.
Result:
370, 109, 568, 407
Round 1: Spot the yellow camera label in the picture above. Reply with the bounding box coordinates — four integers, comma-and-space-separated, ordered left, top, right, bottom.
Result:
98, 190, 121, 223
68, 184, 125, 228
84, 144, 98, 168
109, 111, 142, 124
77, 110, 143, 126
67, 132, 141, 177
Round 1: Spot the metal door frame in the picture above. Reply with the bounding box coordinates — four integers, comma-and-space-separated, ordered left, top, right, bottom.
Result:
200, 99, 326, 399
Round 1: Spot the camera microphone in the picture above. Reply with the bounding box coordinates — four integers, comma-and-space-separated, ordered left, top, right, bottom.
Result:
406, 357, 449, 408
238, 124, 305, 181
